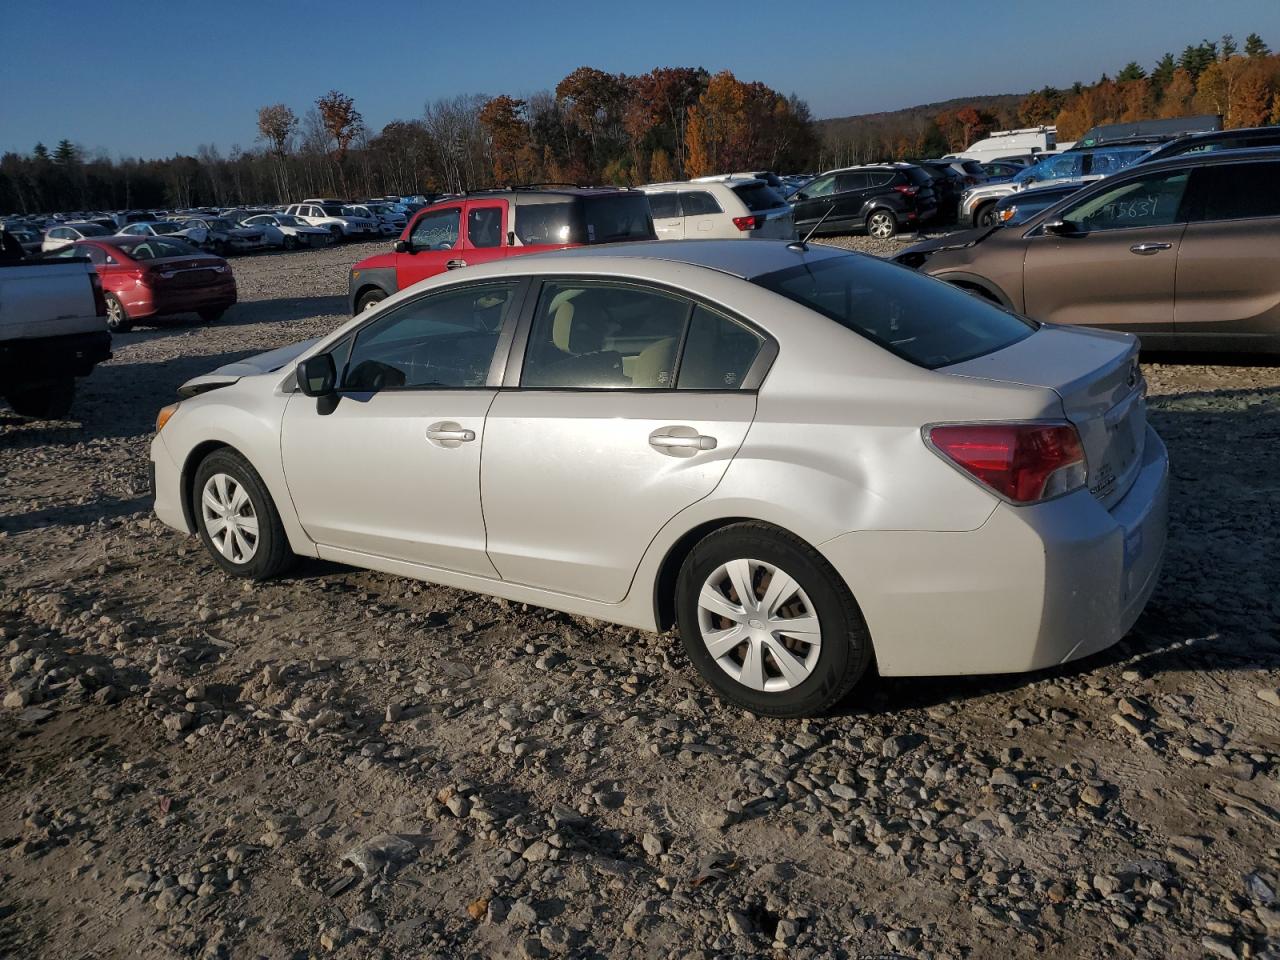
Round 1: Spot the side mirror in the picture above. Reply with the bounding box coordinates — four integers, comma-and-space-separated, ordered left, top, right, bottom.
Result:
393, 239, 410, 253
792, 192, 808, 201
297, 353, 337, 397
1043, 219, 1078, 237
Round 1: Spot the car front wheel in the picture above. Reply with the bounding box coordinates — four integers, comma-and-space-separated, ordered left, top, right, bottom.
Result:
675, 523, 872, 717
193, 449, 295, 580
357, 289, 387, 313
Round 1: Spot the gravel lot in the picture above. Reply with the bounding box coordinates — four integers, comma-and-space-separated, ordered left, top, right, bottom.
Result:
2, 237, 1279, 960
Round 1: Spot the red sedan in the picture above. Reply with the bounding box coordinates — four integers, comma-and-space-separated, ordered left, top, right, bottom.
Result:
52, 236, 236, 332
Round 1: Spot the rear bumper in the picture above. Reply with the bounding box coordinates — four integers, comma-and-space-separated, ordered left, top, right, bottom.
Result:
820, 426, 1169, 676
0, 329, 112, 388
123, 281, 237, 319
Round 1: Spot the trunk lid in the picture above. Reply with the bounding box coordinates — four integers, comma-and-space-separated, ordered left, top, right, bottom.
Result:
942, 325, 1146, 510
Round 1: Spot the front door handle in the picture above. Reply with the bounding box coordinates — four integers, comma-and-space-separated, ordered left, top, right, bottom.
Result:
426, 421, 475, 447
650, 433, 717, 451
445, 258, 467, 269
1129, 242, 1172, 255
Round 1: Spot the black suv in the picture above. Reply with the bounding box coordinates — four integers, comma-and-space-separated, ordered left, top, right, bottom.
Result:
787, 164, 937, 239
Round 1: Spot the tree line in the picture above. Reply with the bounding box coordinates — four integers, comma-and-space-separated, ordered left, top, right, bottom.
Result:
4, 34, 1277, 216
819, 32, 1278, 165
0, 67, 817, 215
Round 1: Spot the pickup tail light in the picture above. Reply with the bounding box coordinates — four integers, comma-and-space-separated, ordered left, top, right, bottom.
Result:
893, 185, 918, 196
731, 215, 759, 231
926, 422, 1087, 504
88, 271, 108, 317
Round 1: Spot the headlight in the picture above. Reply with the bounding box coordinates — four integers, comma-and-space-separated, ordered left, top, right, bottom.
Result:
156, 403, 180, 432
998, 207, 1016, 223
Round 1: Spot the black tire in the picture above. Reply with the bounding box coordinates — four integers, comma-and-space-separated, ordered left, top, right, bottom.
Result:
6, 377, 75, 419
283, 234, 298, 251
192, 448, 295, 580
104, 293, 132, 333
198, 308, 227, 323
974, 202, 997, 229
329, 225, 343, 243
356, 289, 387, 313
675, 522, 873, 718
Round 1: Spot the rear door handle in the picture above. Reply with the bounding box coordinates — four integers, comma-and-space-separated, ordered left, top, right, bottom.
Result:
1129, 242, 1172, 255
445, 258, 467, 269
650, 433, 717, 451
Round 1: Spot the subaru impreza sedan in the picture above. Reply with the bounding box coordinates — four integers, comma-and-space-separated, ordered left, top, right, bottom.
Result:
151, 240, 1168, 717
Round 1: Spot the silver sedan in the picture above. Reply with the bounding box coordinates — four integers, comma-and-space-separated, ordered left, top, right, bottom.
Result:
150, 240, 1168, 717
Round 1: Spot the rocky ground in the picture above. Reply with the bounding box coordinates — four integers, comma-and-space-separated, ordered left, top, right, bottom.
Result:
1, 236, 1279, 960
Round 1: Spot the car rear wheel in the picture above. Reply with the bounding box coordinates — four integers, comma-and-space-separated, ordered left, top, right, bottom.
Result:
866, 209, 898, 240
5, 377, 75, 419
104, 293, 132, 333
193, 449, 295, 580
357, 289, 387, 313
675, 522, 873, 717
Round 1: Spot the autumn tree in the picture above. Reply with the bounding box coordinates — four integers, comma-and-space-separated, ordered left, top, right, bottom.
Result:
1193, 61, 1230, 116
625, 67, 708, 179
478, 95, 539, 184
555, 67, 631, 180
316, 90, 364, 193
685, 72, 815, 177
1158, 68, 1197, 117
1229, 68, 1273, 127
256, 103, 297, 200
1017, 88, 1061, 125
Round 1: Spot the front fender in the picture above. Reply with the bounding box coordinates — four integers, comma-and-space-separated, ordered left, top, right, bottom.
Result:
348, 267, 397, 315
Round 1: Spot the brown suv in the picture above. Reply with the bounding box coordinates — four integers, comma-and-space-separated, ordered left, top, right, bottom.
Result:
894, 148, 1280, 353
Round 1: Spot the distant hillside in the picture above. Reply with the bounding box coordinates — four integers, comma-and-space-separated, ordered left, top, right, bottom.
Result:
813, 93, 1028, 164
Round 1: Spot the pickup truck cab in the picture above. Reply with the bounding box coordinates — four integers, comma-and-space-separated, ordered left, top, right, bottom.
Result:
0, 257, 111, 417
347, 187, 656, 313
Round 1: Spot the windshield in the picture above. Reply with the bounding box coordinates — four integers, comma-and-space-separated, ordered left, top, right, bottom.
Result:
752, 254, 1035, 369
1013, 154, 1083, 185
205, 219, 232, 231
275, 215, 303, 226
117, 238, 198, 260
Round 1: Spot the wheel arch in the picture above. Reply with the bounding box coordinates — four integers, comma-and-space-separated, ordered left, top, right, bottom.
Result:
936, 271, 1015, 310
179, 440, 234, 534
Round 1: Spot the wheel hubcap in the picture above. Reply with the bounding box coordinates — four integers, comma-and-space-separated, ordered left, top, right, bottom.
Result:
870, 215, 892, 238
108, 301, 123, 325
697, 558, 822, 692
201, 473, 259, 564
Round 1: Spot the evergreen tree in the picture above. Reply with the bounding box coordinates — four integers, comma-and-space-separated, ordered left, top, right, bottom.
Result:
1244, 33, 1270, 58
32, 142, 49, 161
1150, 53, 1177, 91
53, 139, 79, 166
1117, 62, 1146, 81
1220, 34, 1238, 59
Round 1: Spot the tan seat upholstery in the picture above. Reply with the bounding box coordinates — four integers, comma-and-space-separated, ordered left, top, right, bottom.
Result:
630, 337, 677, 388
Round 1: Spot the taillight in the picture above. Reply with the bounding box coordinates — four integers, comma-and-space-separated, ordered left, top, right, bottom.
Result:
892, 185, 918, 196
732, 215, 759, 231
89, 271, 108, 317
926, 422, 1087, 504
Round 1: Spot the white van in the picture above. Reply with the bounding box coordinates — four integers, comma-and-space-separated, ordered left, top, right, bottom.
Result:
640, 179, 794, 241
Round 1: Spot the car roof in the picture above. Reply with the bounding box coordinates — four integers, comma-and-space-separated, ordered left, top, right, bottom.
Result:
640, 178, 763, 190
1130, 144, 1280, 172
515, 238, 846, 279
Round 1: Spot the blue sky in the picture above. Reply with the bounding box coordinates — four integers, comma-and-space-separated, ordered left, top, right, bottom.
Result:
2, 0, 1277, 158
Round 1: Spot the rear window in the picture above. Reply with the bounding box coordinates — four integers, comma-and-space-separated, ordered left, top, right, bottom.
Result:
752, 255, 1035, 369
515, 195, 655, 246
902, 166, 934, 187
730, 183, 785, 212
960, 161, 986, 175
116, 238, 198, 260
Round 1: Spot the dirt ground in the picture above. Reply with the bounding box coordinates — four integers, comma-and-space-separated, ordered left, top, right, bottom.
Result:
1, 237, 1279, 960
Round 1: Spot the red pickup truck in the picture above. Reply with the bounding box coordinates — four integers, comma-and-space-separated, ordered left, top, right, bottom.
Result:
347, 187, 656, 314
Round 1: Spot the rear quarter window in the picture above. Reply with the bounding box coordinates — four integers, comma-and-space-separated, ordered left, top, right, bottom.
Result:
753, 255, 1035, 369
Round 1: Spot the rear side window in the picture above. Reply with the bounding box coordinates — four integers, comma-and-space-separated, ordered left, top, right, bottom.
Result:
647, 192, 681, 219
410, 208, 460, 250
730, 183, 784, 212
521, 281, 690, 389
679, 192, 722, 216
678, 307, 764, 390
1192, 161, 1280, 221
834, 172, 868, 192
753, 255, 1035, 369
467, 207, 503, 248
580, 194, 655, 242
515, 203, 574, 245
